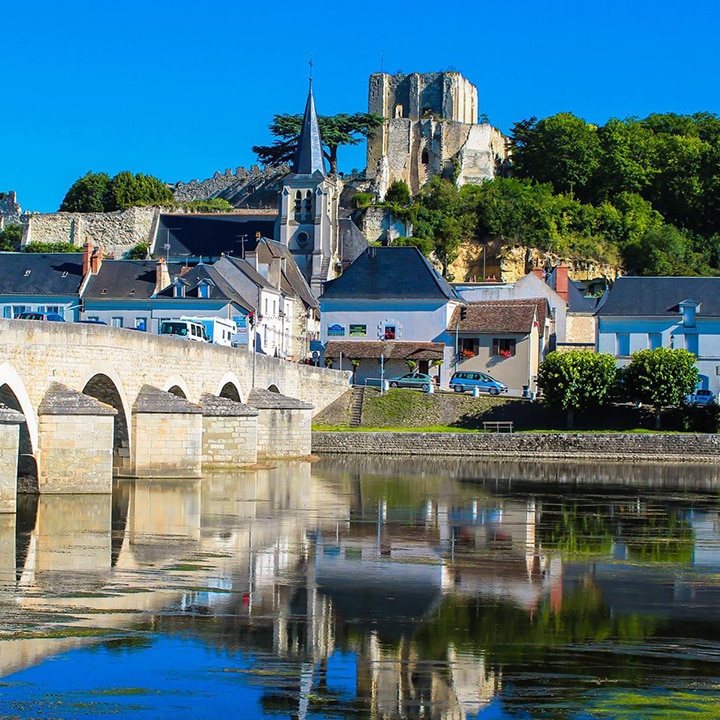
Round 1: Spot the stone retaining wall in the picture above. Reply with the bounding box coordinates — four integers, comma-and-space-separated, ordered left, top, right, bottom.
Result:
312, 431, 720, 462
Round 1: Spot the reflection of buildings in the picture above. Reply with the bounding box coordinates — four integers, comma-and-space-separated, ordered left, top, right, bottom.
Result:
6, 462, 720, 718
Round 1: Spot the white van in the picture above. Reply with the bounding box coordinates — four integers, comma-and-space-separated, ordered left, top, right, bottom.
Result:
180, 316, 237, 346
159, 319, 210, 343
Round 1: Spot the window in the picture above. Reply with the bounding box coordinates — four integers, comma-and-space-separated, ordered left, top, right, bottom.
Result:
616, 333, 629, 357
297, 231, 309, 247
111, 317, 123, 328
135, 317, 147, 331
687, 333, 699, 356
460, 338, 478, 357
384, 325, 396, 340
649, 333, 662, 350
294, 190, 302, 215
492, 338, 516, 358
304, 190, 313, 217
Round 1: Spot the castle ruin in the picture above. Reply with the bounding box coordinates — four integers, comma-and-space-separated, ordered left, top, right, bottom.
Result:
366, 72, 509, 199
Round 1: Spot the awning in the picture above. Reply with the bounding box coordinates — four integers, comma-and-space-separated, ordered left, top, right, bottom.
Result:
324, 340, 444, 361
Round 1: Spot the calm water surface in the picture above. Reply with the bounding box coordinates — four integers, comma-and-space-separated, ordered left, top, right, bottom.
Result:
1, 457, 720, 719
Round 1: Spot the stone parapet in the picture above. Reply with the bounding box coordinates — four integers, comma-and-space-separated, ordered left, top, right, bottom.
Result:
312, 431, 720, 462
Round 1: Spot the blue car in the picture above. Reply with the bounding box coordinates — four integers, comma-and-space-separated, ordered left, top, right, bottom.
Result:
388, 372, 434, 390
450, 371, 507, 395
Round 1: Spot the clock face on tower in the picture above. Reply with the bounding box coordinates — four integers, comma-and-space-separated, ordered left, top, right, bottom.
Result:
296, 231, 310, 248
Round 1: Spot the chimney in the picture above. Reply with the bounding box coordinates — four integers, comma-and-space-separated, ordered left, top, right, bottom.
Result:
531, 260, 544, 280
82, 239, 92, 276
155, 257, 171, 294
89, 246, 104, 275
555, 262, 569, 302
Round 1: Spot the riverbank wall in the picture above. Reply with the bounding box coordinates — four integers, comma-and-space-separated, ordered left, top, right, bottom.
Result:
312, 432, 720, 462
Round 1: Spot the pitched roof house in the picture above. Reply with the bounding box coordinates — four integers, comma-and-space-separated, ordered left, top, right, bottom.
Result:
0, 252, 84, 320
319, 246, 462, 385
450, 299, 547, 393
596, 276, 720, 393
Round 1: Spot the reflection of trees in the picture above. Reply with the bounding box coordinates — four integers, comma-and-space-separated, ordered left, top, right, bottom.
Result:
537, 499, 694, 562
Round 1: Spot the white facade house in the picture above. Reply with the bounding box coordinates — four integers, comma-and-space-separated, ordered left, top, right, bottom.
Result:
319, 247, 462, 386
596, 276, 720, 395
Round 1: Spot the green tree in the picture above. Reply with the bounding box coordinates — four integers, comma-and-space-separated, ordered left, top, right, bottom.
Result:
103, 171, 174, 211
59, 171, 111, 212
252, 112, 384, 175
23, 241, 77, 253
537, 350, 617, 429
384, 180, 411, 205
510, 113, 602, 201
623, 348, 699, 429
0, 223, 23, 251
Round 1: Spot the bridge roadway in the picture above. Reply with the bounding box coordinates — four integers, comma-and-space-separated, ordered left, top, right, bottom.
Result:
0, 319, 350, 501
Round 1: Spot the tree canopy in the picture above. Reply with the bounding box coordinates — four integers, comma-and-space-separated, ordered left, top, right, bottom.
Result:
622, 348, 699, 429
537, 350, 617, 429
252, 112, 384, 175
0, 223, 23, 251
60, 171, 174, 212
507, 111, 720, 275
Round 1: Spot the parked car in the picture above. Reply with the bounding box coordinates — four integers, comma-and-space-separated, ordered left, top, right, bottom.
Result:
450, 371, 508, 395
388, 372, 434, 390
17, 312, 65, 322
687, 389, 716, 406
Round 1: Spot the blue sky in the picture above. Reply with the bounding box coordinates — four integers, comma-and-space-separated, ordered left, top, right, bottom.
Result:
3, 0, 719, 213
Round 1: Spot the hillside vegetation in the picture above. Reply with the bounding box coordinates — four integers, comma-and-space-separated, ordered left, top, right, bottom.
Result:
387, 112, 720, 278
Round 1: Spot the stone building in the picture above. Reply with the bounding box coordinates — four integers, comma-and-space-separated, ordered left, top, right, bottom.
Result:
366, 71, 509, 199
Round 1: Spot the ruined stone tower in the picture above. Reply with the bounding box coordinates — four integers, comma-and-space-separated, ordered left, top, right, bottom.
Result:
366, 72, 508, 199
276, 83, 342, 297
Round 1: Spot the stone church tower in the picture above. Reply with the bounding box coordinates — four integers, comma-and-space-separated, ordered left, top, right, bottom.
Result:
366, 71, 509, 199
276, 84, 342, 297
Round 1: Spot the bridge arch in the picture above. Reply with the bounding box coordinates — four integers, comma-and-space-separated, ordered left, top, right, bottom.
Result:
215, 372, 244, 403
81, 372, 132, 476
162, 376, 191, 400
0, 363, 39, 488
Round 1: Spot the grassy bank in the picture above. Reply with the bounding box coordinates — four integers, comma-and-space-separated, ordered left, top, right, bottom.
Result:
313, 387, 719, 433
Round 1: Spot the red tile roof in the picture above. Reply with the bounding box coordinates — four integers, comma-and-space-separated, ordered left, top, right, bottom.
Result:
450, 299, 546, 333
324, 340, 444, 360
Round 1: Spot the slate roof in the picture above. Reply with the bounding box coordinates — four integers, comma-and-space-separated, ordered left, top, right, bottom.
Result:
596, 276, 720, 317
83, 260, 177, 299
324, 341, 444, 361
154, 263, 253, 311
320, 247, 459, 300
0, 253, 84, 296
260, 239, 319, 310
449, 300, 545, 334
156, 214, 276, 261
292, 85, 325, 177
568, 280, 601, 312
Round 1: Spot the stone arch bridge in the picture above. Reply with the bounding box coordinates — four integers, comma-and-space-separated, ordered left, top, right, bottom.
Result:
0, 320, 350, 510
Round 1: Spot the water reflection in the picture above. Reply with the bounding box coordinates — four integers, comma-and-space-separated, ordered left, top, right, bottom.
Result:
0, 457, 719, 718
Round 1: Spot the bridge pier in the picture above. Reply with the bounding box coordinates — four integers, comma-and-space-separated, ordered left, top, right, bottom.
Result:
37, 384, 117, 494
201, 394, 259, 468
0, 405, 25, 513
131, 385, 203, 478
248, 389, 314, 458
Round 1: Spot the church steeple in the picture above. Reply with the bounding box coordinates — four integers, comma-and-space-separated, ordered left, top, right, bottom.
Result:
292, 82, 325, 176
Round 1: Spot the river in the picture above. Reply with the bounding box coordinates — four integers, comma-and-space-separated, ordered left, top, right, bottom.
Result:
1, 456, 719, 719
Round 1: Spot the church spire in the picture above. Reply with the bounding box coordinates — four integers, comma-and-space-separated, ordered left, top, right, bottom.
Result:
292, 80, 325, 176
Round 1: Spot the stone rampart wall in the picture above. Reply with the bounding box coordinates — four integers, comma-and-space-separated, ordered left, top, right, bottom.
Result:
24, 207, 159, 254
312, 431, 720, 462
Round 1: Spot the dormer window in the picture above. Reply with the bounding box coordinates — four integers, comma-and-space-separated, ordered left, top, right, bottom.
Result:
678, 298, 700, 328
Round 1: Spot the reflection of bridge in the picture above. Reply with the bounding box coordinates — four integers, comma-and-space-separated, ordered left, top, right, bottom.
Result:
0, 320, 349, 508
0, 466, 558, 719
